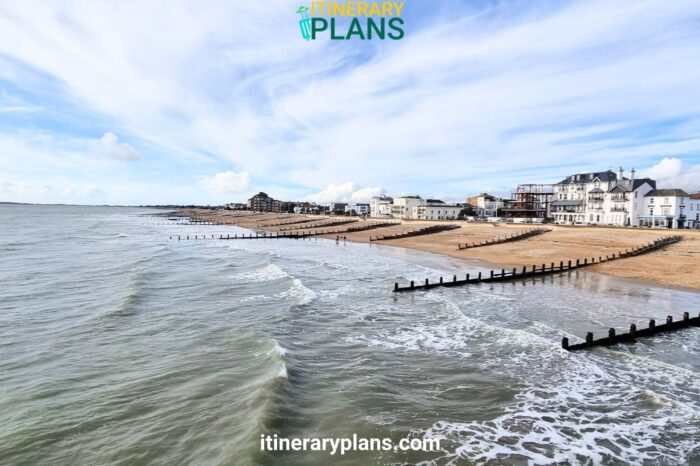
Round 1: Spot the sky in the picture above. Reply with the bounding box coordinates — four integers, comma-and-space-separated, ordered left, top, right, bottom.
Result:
0, 0, 699, 205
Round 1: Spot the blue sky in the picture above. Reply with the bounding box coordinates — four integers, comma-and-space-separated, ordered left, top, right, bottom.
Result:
0, 0, 699, 205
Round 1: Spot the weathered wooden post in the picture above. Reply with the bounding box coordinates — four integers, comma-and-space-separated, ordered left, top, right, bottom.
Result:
630, 323, 637, 338
666, 315, 673, 325
490, 270, 494, 279
649, 319, 656, 334
466, 273, 470, 281
478, 272, 482, 281
559, 261, 563, 270
410, 281, 414, 289
608, 328, 616, 341
178, 235, 181, 241
584, 258, 587, 265
512, 268, 516, 276
425, 278, 429, 286
439, 277, 443, 284
576, 259, 580, 266
586, 332, 594, 347
522, 266, 527, 274
394, 283, 399, 292
562, 337, 569, 350
501, 269, 505, 276
453, 275, 457, 282
683, 311, 690, 321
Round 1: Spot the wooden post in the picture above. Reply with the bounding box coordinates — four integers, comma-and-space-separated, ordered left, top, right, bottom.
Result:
568, 260, 572, 268
629, 323, 636, 338
584, 258, 587, 265
490, 270, 494, 278
666, 315, 673, 325
439, 277, 443, 284
649, 319, 656, 333
608, 328, 616, 340
478, 272, 482, 281
522, 266, 527, 274
425, 278, 429, 286
453, 275, 457, 282
394, 283, 399, 291
512, 268, 516, 276
466, 273, 470, 281
410, 281, 414, 289
586, 332, 594, 347
683, 312, 689, 321
562, 337, 569, 350
576, 259, 580, 266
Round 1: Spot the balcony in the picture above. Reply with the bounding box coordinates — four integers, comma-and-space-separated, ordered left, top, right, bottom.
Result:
610, 207, 627, 213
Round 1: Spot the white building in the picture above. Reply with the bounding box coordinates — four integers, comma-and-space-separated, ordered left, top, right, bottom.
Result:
549, 167, 656, 227
689, 193, 700, 228
638, 189, 690, 229
345, 203, 370, 216
391, 196, 422, 219
370, 195, 393, 218
412, 199, 463, 220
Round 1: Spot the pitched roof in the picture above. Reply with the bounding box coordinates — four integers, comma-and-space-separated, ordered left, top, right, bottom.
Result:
631, 178, 656, 191
645, 189, 689, 197
588, 187, 604, 193
556, 170, 619, 185
691, 192, 700, 200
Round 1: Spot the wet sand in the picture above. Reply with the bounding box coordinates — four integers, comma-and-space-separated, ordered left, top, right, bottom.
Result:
180, 209, 700, 291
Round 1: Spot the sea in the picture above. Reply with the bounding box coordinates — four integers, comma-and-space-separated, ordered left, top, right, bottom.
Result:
0, 204, 698, 466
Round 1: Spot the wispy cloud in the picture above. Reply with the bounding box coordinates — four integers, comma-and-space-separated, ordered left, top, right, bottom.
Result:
0, 0, 699, 203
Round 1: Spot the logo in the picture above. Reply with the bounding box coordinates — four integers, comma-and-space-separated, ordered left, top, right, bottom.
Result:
296, 2, 405, 41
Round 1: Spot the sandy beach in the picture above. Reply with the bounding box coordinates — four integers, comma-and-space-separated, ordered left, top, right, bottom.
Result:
180, 209, 700, 291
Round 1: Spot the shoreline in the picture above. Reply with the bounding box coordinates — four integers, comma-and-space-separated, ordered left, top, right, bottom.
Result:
178, 209, 700, 292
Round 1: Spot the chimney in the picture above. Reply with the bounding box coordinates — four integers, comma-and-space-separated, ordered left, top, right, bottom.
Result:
631, 168, 635, 181
617, 166, 623, 181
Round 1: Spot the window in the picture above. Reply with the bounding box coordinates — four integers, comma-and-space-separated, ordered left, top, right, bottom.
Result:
664, 197, 669, 204
650, 198, 654, 204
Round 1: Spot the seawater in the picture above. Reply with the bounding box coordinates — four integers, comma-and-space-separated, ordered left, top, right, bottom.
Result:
0, 205, 698, 466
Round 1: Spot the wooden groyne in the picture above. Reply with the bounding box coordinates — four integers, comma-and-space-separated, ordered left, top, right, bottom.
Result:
563, 311, 700, 351
457, 228, 551, 250
393, 235, 682, 292
170, 221, 400, 241
279, 219, 358, 231
257, 218, 324, 228
371, 224, 460, 242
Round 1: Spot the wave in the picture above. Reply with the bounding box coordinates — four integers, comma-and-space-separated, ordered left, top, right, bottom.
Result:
230, 264, 291, 284
288, 279, 317, 306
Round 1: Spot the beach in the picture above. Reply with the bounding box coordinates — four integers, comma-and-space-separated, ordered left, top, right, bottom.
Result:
180, 209, 700, 291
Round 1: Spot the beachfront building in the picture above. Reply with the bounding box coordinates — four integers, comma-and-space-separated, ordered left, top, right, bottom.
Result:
412, 199, 463, 220
689, 193, 700, 228
549, 167, 656, 226
500, 184, 553, 222
345, 203, 370, 216
248, 192, 275, 212
466, 193, 504, 217
328, 203, 347, 215
370, 195, 394, 218
639, 189, 690, 229
391, 195, 422, 219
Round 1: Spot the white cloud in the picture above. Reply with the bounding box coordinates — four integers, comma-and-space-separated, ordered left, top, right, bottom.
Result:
643, 157, 700, 193
305, 182, 383, 203
200, 171, 251, 195
99, 132, 139, 161
1, 0, 700, 202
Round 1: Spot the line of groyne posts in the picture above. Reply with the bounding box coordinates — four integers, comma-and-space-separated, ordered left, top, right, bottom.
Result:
393, 235, 681, 292
563, 311, 700, 351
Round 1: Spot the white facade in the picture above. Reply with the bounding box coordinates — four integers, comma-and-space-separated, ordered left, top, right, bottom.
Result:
345, 203, 370, 216
550, 167, 656, 227
689, 195, 700, 228
412, 200, 462, 220
638, 190, 690, 229
392, 196, 422, 219
370, 196, 393, 218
